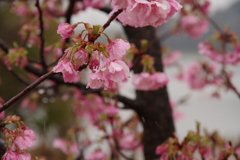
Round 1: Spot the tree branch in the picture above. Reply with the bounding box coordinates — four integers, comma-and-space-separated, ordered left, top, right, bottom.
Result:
0, 71, 55, 112
102, 9, 123, 30
35, 0, 47, 72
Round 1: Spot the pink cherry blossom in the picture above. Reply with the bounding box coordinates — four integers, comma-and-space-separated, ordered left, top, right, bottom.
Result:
87, 60, 130, 90
198, 42, 240, 65
199, 146, 212, 159
178, 62, 221, 90
133, 72, 169, 91
180, 15, 208, 39
12, 127, 36, 150
107, 60, 130, 82
53, 58, 79, 83
53, 138, 78, 156
156, 144, 168, 155
57, 23, 75, 39
74, 93, 109, 124
114, 0, 182, 27
119, 134, 140, 150
107, 39, 130, 60
163, 51, 182, 66
87, 72, 104, 89
85, 150, 107, 160
110, 0, 132, 9
2, 150, 31, 160
83, 0, 108, 9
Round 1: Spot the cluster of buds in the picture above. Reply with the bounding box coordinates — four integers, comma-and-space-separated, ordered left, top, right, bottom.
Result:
156, 123, 239, 160
4, 44, 28, 70
177, 61, 222, 90
198, 31, 240, 65
53, 22, 130, 90
133, 55, 169, 91
1, 115, 36, 160
175, 0, 210, 38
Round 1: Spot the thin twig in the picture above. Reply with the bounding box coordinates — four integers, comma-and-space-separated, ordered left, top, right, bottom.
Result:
109, 117, 134, 160
35, 0, 47, 72
194, 1, 224, 34
222, 71, 240, 99
103, 9, 123, 31
0, 71, 55, 112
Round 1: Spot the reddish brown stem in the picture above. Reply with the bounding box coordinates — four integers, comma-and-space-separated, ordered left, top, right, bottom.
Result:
103, 9, 123, 31
223, 71, 240, 99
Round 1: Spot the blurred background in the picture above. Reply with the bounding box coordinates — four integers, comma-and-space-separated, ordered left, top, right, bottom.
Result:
0, 0, 240, 159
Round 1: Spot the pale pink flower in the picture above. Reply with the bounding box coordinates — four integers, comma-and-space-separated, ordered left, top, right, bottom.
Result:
107, 39, 130, 60
163, 51, 181, 66
57, 23, 75, 39
115, 0, 181, 27
87, 72, 104, 89
133, 72, 169, 91
83, 0, 108, 9
74, 94, 107, 124
156, 144, 168, 155
12, 127, 36, 150
53, 47, 63, 60
180, 15, 208, 38
182, 62, 206, 89
87, 60, 130, 90
199, 146, 212, 159
53, 58, 79, 83
85, 150, 107, 160
53, 138, 78, 156
74, 48, 89, 66
179, 62, 221, 90
107, 60, 130, 82
2, 150, 31, 160
119, 134, 140, 150
235, 147, 240, 156
104, 105, 118, 116
110, 0, 131, 9
53, 139, 68, 154
199, 42, 240, 65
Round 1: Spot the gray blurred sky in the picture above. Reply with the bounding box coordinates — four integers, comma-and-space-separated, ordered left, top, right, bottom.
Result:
210, 0, 238, 12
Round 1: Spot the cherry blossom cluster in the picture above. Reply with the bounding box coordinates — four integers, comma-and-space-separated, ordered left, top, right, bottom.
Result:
175, 0, 210, 38
162, 49, 182, 67
73, 91, 118, 125
1, 115, 36, 160
2, 46, 28, 70
52, 89, 141, 159
155, 124, 240, 160
133, 55, 169, 91
53, 138, 78, 158
54, 22, 130, 90
110, 0, 182, 27
177, 62, 221, 90
198, 32, 240, 65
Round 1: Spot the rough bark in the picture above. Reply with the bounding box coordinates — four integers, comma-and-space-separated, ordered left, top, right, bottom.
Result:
124, 26, 175, 160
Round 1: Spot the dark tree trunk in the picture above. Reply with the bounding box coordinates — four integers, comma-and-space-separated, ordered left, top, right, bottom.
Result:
124, 26, 175, 160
